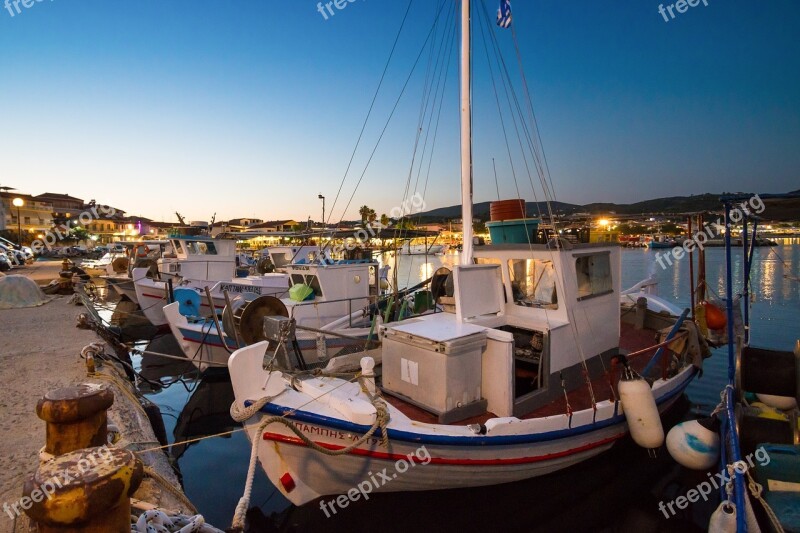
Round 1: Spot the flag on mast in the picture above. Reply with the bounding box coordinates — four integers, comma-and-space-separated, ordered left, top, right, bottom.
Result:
497, 0, 512, 28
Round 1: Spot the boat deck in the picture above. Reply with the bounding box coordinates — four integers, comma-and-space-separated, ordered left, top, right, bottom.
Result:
383, 321, 671, 426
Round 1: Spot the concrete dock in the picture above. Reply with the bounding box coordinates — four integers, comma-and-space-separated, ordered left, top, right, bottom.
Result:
0, 264, 193, 532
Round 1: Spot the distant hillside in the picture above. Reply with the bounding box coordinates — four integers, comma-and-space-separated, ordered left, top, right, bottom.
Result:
418, 200, 583, 220
413, 192, 771, 220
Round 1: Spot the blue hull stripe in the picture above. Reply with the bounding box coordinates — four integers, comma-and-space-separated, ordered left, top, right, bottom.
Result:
250, 367, 697, 446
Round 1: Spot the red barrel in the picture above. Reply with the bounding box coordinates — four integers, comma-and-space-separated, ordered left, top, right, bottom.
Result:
490, 199, 526, 222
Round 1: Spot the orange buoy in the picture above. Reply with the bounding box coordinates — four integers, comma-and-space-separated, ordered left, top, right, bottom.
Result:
700, 301, 727, 330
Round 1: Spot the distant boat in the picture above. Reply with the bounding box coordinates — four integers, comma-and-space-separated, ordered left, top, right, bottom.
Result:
399, 242, 445, 255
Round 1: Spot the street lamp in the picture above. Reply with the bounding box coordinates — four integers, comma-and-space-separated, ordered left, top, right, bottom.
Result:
318, 194, 325, 227
12, 198, 23, 244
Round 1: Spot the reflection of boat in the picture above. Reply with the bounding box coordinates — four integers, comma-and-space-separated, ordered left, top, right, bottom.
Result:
138, 334, 197, 389
229, 2, 706, 507
171, 369, 236, 461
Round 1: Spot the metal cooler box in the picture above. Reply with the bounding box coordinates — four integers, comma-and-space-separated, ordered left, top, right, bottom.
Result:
381, 319, 487, 423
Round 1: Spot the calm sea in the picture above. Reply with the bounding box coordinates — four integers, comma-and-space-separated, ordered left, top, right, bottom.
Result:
133, 242, 799, 532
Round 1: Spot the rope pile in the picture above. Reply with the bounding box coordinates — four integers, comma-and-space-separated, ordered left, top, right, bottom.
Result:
132, 509, 224, 533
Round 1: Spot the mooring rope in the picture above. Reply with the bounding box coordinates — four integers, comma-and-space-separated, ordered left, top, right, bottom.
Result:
228, 376, 390, 531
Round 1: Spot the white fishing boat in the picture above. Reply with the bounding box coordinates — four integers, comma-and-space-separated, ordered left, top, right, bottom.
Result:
163, 260, 389, 371
80, 251, 127, 277
99, 241, 166, 302
133, 236, 291, 326
226, 0, 709, 509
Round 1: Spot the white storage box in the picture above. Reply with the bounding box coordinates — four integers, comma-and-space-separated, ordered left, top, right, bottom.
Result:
381, 320, 486, 417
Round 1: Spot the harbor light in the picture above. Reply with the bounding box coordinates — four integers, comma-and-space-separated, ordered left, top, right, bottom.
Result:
598, 219, 610, 227
12, 197, 24, 244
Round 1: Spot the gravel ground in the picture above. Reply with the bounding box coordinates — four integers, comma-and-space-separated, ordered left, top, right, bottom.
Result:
0, 279, 190, 531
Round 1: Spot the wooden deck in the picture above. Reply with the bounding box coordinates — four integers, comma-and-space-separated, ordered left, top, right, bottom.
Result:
383, 321, 670, 425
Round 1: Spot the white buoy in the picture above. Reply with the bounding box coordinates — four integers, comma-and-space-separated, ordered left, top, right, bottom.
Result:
666, 418, 720, 470
619, 376, 664, 449
756, 393, 798, 411
709, 502, 737, 533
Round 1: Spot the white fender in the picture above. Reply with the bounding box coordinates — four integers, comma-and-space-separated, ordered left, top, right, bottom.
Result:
756, 393, 797, 411
619, 377, 664, 449
708, 502, 737, 533
666, 419, 720, 470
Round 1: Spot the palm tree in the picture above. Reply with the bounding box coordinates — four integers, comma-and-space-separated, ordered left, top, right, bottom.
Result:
359, 205, 376, 223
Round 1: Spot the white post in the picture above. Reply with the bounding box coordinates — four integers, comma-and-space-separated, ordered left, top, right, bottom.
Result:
460, 0, 474, 264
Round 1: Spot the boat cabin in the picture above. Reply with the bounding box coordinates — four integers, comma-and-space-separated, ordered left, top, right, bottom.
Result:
158, 237, 236, 282
282, 260, 378, 330
380, 243, 622, 420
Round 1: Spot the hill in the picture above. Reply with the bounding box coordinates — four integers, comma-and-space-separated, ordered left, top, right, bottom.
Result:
413, 192, 773, 220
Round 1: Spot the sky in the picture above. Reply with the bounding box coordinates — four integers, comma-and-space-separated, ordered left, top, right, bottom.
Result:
1, 0, 798, 223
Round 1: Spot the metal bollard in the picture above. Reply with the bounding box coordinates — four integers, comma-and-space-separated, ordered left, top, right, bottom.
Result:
23, 446, 143, 532
36, 384, 114, 456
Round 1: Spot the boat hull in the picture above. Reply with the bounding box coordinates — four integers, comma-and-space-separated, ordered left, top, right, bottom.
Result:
230, 344, 696, 506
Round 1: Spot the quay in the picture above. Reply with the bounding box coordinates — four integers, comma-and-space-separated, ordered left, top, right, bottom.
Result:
0, 267, 198, 532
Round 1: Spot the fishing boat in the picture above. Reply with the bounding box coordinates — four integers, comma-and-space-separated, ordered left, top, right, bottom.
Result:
226, 0, 710, 509
132, 235, 291, 326
79, 251, 127, 277
670, 193, 800, 532
163, 259, 392, 371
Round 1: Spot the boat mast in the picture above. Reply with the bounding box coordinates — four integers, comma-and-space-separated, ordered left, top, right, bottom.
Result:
460, 0, 474, 264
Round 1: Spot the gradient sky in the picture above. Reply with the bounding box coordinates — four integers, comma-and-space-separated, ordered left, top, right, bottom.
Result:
1, 0, 798, 223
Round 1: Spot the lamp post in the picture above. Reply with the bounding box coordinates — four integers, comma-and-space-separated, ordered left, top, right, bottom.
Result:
12, 197, 23, 245
318, 194, 325, 228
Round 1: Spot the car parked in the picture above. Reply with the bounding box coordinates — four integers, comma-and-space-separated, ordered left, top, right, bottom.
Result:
0, 244, 27, 266
0, 251, 12, 272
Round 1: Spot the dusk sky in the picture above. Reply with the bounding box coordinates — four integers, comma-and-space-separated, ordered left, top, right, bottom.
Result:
1, 0, 797, 223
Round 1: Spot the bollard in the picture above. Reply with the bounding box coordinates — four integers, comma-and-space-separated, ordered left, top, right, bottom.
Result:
23, 446, 143, 532
36, 384, 114, 456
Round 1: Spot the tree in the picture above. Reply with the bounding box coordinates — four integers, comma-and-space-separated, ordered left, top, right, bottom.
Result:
71, 227, 90, 245
359, 205, 376, 223
380, 213, 389, 226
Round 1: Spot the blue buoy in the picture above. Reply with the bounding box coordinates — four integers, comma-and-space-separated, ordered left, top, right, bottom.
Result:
174, 288, 202, 317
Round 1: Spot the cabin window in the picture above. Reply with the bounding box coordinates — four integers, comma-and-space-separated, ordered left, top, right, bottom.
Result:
290, 273, 323, 297
185, 241, 217, 255
507, 259, 558, 309
575, 252, 612, 300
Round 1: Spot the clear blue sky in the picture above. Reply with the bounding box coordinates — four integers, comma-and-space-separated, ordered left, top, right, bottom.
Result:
1, 0, 797, 223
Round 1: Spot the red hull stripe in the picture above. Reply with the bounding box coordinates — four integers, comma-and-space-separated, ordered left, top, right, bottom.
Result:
142, 292, 165, 300
261, 431, 625, 465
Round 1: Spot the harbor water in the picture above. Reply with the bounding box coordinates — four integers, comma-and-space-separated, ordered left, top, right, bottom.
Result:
131, 242, 800, 532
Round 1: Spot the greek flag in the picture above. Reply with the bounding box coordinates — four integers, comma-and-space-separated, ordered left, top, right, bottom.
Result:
497, 0, 512, 28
